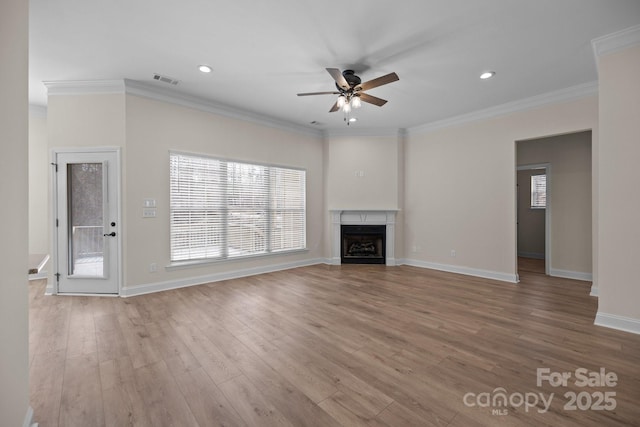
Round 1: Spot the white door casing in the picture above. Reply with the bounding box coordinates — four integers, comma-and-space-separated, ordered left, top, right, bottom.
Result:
53, 148, 121, 294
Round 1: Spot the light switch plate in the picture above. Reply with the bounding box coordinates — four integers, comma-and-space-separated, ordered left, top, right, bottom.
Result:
143, 198, 156, 208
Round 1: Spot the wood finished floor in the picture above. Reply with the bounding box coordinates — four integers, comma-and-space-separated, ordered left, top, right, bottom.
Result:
29, 265, 640, 427
517, 257, 545, 275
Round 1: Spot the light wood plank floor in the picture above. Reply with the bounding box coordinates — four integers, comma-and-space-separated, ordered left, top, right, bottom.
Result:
29, 265, 640, 426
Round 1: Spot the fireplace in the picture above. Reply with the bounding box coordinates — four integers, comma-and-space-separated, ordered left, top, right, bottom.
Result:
341, 225, 386, 264
331, 210, 397, 266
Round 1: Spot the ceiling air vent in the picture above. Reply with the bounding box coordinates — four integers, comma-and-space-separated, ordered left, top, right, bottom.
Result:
152, 73, 179, 85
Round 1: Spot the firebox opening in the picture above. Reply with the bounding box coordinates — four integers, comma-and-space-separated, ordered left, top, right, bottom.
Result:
341, 225, 386, 264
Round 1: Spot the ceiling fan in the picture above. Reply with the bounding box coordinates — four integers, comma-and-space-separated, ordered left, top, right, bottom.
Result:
297, 68, 399, 118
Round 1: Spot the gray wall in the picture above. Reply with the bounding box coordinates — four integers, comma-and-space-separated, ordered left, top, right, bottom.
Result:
517, 169, 546, 258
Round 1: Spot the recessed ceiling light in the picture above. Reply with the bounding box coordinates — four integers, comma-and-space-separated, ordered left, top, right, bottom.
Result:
480, 71, 496, 80
198, 65, 212, 73
349, 117, 357, 123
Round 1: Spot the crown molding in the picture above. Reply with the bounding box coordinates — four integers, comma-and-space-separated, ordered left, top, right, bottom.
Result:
406, 81, 598, 136
123, 79, 322, 138
323, 127, 402, 139
592, 24, 640, 59
43, 79, 125, 96
39, 78, 599, 138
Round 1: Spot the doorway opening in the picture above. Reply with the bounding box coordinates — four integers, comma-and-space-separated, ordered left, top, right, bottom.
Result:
515, 130, 593, 281
517, 164, 550, 276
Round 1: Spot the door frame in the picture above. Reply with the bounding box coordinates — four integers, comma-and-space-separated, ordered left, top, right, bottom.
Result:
516, 162, 551, 276
50, 147, 123, 295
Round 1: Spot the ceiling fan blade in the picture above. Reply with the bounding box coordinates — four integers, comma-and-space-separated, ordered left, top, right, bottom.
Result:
297, 91, 340, 96
356, 72, 399, 91
329, 101, 340, 112
358, 92, 388, 107
326, 68, 350, 90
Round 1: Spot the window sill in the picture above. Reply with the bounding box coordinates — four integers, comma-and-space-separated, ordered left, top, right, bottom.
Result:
165, 248, 309, 271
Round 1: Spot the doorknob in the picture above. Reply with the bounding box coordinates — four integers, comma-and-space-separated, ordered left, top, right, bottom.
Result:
104, 232, 116, 237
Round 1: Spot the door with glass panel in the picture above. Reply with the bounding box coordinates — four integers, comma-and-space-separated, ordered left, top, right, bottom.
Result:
54, 150, 120, 294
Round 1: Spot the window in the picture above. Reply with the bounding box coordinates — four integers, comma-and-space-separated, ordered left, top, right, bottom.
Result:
169, 152, 306, 263
531, 174, 546, 209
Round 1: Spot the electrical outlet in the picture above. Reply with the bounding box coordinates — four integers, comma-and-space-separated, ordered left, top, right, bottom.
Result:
143, 208, 157, 218
450, 249, 456, 257
149, 263, 157, 273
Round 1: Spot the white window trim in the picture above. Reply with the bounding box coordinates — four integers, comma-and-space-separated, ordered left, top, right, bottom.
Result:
530, 173, 547, 209
166, 248, 309, 271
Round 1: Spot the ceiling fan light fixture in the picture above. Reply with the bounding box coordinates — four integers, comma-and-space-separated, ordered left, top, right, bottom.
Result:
297, 68, 399, 125
198, 65, 213, 73
480, 71, 496, 80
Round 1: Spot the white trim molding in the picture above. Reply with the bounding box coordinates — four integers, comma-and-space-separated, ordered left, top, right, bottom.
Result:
121, 258, 324, 297
23, 406, 37, 427
590, 285, 598, 297
41, 79, 322, 137
29, 104, 47, 118
39, 76, 602, 138
595, 312, 640, 335
44, 80, 125, 96
28, 270, 48, 281
324, 127, 402, 138
330, 210, 398, 266
592, 24, 640, 58
407, 81, 597, 135
49, 147, 123, 296
401, 258, 518, 283
124, 79, 321, 138
549, 268, 593, 282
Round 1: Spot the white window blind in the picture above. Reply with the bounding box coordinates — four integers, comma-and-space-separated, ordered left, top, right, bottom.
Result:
170, 152, 306, 262
531, 174, 546, 209
270, 166, 306, 252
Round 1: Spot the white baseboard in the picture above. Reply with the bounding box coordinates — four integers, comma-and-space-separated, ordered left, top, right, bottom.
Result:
23, 406, 37, 427
121, 258, 325, 297
590, 285, 598, 297
28, 270, 48, 281
549, 268, 592, 282
518, 251, 545, 260
400, 258, 518, 283
595, 312, 640, 335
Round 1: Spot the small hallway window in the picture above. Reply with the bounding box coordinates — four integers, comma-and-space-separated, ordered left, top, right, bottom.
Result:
531, 174, 546, 209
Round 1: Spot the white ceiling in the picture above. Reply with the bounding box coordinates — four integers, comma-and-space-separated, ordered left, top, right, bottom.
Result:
29, 0, 640, 131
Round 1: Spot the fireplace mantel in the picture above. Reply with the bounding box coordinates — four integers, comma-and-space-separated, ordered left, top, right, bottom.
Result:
330, 210, 397, 266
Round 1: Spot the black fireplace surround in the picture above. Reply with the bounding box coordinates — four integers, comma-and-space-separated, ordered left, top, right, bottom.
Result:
341, 225, 386, 264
